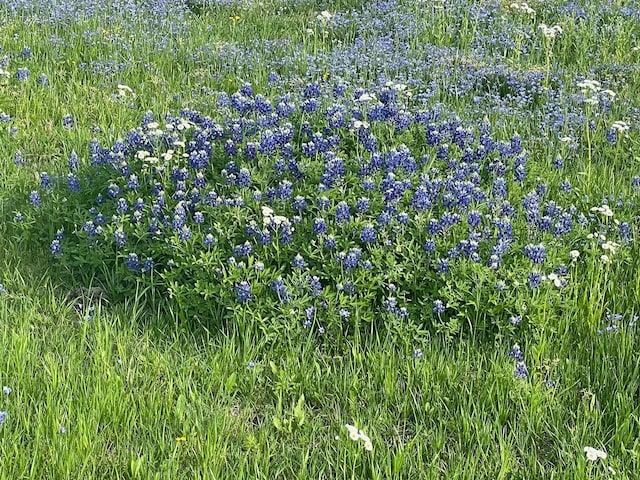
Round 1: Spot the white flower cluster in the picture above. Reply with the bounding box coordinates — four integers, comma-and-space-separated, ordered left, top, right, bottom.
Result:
117, 84, 135, 97
587, 229, 620, 264
583, 446, 607, 461
344, 424, 373, 451
538, 23, 562, 40
508, 2, 536, 15
261, 206, 289, 228
577, 79, 616, 105
316, 10, 332, 22
590, 204, 614, 218
611, 120, 631, 134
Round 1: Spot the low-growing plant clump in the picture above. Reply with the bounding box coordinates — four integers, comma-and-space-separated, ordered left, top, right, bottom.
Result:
14, 81, 638, 341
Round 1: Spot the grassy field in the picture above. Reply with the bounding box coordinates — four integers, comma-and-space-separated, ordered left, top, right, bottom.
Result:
1, 0, 639, 478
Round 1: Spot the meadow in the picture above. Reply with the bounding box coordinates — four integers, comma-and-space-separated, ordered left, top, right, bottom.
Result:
1, 0, 639, 478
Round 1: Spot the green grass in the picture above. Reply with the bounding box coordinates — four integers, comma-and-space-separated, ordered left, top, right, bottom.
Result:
2, 0, 640, 477
2, 266, 637, 478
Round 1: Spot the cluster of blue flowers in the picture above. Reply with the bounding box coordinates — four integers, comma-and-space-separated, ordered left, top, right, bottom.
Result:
22, 75, 636, 336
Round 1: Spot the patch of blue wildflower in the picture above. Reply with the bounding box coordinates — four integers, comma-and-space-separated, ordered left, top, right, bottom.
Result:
16, 82, 636, 338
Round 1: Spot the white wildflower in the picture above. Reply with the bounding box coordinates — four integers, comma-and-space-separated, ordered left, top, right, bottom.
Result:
317, 10, 332, 22
343, 424, 373, 451
583, 446, 607, 461
117, 84, 134, 96
344, 424, 360, 441
590, 205, 614, 217
538, 23, 562, 40
357, 92, 377, 103
611, 121, 630, 133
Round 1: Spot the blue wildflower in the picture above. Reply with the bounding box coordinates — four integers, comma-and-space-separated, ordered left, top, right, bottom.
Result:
235, 281, 252, 303
433, 299, 445, 314
29, 191, 41, 207
50, 239, 62, 255
514, 362, 528, 379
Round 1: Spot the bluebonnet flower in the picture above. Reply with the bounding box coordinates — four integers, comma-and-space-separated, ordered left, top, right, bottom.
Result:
433, 299, 445, 314
113, 230, 127, 247
467, 210, 482, 228
509, 344, 524, 361
271, 277, 290, 303
127, 175, 139, 191
142, 258, 154, 274
2, 386, 10, 395
116, 198, 128, 214
383, 296, 398, 313
82, 221, 100, 236
0, 411, 6, 425
308, 275, 323, 296
397, 212, 409, 224
235, 281, 252, 303
40, 172, 51, 189
523, 244, 546, 264
412, 349, 423, 359
527, 272, 542, 289
292, 254, 306, 269
339, 309, 351, 319
360, 224, 376, 243
107, 183, 120, 198
14, 151, 25, 166
305, 306, 316, 322
310, 194, 328, 210
514, 361, 528, 379
335, 201, 351, 224
313, 218, 327, 235
559, 180, 572, 193
356, 197, 370, 214
233, 241, 253, 257
37, 74, 49, 86
510, 315, 522, 325
292, 196, 307, 212
376, 210, 392, 227
619, 222, 632, 241
29, 191, 41, 207
362, 178, 376, 191
126, 253, 140, 271
492, 177, 507, 198
50, 239, 62, 255
178, 226, 192, 242
16, 68, 29, 81
62, 114, 74, 129
436, 258, 450, 273
0, 284, 5, 294
68, 151, 79, 171
342, 281, 357, 295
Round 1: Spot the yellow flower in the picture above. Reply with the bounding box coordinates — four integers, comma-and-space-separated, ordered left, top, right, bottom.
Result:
176, 436, 187, 443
